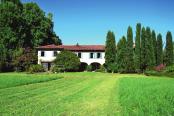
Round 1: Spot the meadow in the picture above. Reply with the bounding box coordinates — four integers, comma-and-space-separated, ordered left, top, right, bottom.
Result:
0, 72, 174, 115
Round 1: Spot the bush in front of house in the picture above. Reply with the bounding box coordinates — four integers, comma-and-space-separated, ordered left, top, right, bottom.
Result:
54, 50, 80, 72
51, 65, 65, 73
95, 65, 106, 72
28, 64, 45, 73
86, 65, 92, 72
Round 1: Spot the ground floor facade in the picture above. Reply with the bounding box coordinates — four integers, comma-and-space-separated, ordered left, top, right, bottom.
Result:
40, 61, 103, 71
37, 44, 105, 71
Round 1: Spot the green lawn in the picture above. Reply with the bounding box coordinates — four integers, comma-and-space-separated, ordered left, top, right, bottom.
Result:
0, 72, 174, 115
0, 73, 63, 89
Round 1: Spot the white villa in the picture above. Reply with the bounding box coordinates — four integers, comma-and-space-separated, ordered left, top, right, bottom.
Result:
36, 44, 105, 71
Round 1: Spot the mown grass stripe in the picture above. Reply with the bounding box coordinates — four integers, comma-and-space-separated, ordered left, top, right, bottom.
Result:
0, 77, 89, 111
0, 77, 102, 115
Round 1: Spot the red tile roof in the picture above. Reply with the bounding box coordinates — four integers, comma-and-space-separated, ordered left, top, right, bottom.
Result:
36, 44, 105, 51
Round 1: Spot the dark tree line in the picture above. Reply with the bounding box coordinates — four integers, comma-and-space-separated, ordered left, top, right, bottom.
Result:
0, 0, 62, 72
105, 23, 173, 73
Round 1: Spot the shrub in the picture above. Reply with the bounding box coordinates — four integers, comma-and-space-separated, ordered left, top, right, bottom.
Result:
54, 50, 80, 72
144, 70, 159, 76
165, 65, 174, 73
86, 65, 92, 72
96, 65, 106, 72
14, 48, 37, 72
154, 64, 166, 72
28, 64, 45, 73
51, 65, 65, 73
145, 70, 174, 78
106, 63, 118, 73
144, 64, 174, 78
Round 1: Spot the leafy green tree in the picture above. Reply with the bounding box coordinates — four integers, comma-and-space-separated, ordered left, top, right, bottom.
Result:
22, 3, 61, 47
156, 34, 163, 65
117, 36, 127, 73
105, 31, 116, 72
134, 23, 141, 72
1, 0, 23, 7
0, 2, 22, 48
152, 30, 157, 65
0, 2, 22, 70
125, 26, 134, 72
42, 13, 62, 45
54, 50, 80, 72
164, 31, 173, 66
0, 0, 62, 71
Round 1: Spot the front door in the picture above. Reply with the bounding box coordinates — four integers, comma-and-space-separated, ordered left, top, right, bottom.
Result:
48, 62, 51, 71
41, 62, 51, 71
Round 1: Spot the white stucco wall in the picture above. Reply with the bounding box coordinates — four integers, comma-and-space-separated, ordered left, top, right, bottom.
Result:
38, 50, 105, 65
78, 52, 105, 65
38, 51, 59, 64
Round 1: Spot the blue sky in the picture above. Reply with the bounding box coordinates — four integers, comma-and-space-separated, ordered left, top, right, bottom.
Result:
22, 0, 174, 45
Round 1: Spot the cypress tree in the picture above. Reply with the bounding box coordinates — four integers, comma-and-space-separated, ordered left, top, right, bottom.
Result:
126, 26, 134, 72
117, 36, 127, 73
105, 31, 116, 72
140, 27, 146, 71
165, 31, 173, 66
156, 34, 163, 65
134, 23, 141, 72
146, 27, 155, 68
152, 30, 157, 65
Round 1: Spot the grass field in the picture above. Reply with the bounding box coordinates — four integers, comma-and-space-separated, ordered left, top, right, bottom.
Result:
0, 73, 62, 89
0, 72, 174, 115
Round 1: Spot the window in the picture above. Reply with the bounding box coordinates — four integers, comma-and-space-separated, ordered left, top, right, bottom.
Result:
97, 53, 102, 59
78, 52, 81, 58
90, 53, 94, 59
53, 51, 57, 57
41, 51, 45, 57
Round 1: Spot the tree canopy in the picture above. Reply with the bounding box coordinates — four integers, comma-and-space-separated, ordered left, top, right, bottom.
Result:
0, 0, 62, 71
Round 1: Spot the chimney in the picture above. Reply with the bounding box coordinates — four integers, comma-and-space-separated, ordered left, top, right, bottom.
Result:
76, 43, 79, 46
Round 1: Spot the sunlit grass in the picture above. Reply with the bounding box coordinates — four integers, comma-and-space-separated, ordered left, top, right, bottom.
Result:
0, 72, 174, 115
118, 77, 174, 116
0, 73, 62, 89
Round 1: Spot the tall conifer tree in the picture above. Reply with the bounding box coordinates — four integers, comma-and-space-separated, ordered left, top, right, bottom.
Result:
156, 34, 163, 65
126, 26, 134, 72
117, 36, 127, 73
140, 27, 146, 71
152, 30, 157, 65
165, 31, 173, 66
105, 31, 116, 72
146, 27, 155, 68
134, 23, 141, 72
